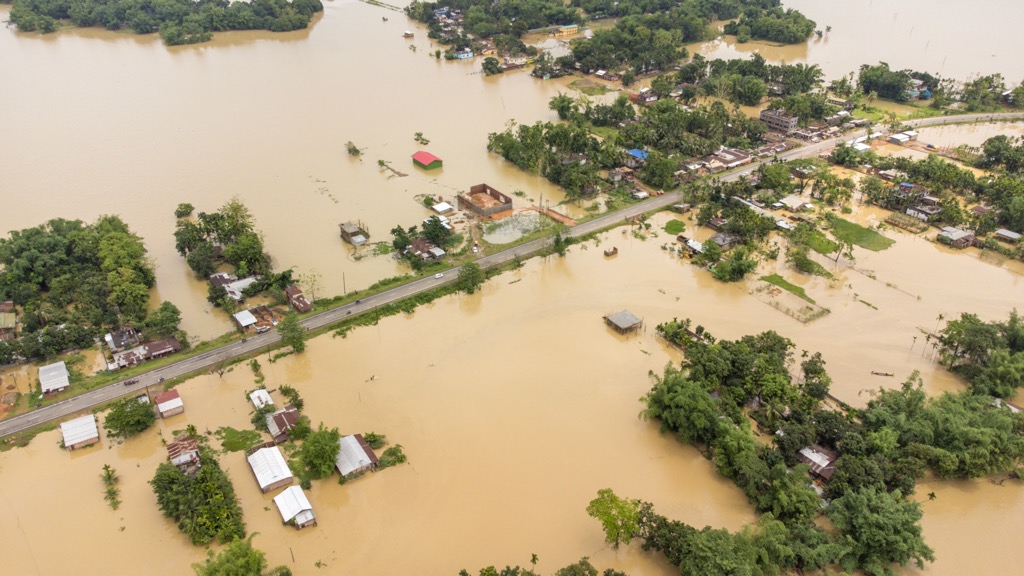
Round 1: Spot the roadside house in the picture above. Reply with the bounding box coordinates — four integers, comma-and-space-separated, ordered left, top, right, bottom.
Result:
457, 184, 513, 220
39, 361, 70, 394
625, 149, 649, 169
155, 389, 184, 418
60, 414, 99, 450
103, 327, 139, 353
233, 310, 258, 332
284, 285, 313, 313
246, 444, 294, 493
335, 434, 379, 478
273, 486, 317, 529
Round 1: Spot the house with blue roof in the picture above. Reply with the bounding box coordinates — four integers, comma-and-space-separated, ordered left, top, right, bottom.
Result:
625, 148, 649, 168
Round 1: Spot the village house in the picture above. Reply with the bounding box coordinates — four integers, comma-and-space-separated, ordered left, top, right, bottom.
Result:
709, 233, 739, 250
408, 237, 446, 260
274, 486, 317, 529
759, 109, 799, 134
625, 149, 649, 169
336, 434, 379, 478
103, 327, 139, 353
246, 444, 294, 493
108, 337, 183, 371
603, 310, 643, 335
266, 405, 301, 444
780, 195, 814, 213
938, 226, 975, 249
155, 389, 184, 418
994, 228, 1022, 244
208, 273, 259, 302
249, 389, 274, 410
60, 414, 99, 450
970, 205, 994, 218
431, 201, 455, 215
284, 285, 312, 313
0, 301, 15, 342
827, 96, 855, 111
797, 444, 838, 482
167, 436, 201, 475
233, 306, 277, 334
906, 195, 943, 222
607, 166, 634, 183
457, 183, 514, 220
709, 148, 753, 170
412, 151, 443, 170
39, 361, 70, 394
338, 221, 368, 247
706, 217, 729, 231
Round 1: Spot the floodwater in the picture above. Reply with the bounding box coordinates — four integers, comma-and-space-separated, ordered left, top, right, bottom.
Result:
3, 1, 1024, 574
1, 214, 1023, 575
0, 1, 573, 341
698, 0, 1024, 81
914, 121, 1024, 149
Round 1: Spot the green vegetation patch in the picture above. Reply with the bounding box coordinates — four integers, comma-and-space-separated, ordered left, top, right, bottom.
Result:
804, 229, 839, 255
569, 79, 612, 96
760, 274, 815, 304
215, 427, 262, 452
664, 219, 686, 235
829, 217, 895, 251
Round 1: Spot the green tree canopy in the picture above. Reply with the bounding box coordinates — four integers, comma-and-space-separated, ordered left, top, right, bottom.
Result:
104, 396, 157, 439
299, 424, 341, 480
277, 311, 306, 353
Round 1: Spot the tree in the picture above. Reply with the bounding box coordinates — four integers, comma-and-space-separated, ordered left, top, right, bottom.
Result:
482, 57, 503, 76
457, 262, 486, 294
175, 203, 195, 218
144, 301, 183, 340
586, 489, 640, 548
192, 535, 291, 576
827, 487, 934, 575
277, 311, 306, 353
186, 242, 217, 278
299, 424, 341, 480
104, 396, 156, 439
422, 216, 454, 248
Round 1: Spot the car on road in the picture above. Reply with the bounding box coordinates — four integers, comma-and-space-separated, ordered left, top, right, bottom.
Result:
434, 273, 444, 279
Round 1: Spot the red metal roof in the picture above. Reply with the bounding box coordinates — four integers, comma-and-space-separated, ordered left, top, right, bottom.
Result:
412, 150, 441, 165
154, 389, 180, 404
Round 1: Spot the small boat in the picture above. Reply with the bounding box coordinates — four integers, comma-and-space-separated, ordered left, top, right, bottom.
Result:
403, 31, 414, 38
870, 371, 894, 377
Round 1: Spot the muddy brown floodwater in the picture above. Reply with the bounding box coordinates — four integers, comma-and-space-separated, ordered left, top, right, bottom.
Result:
3, 1, 1024, 574
699, 0, 1024, 81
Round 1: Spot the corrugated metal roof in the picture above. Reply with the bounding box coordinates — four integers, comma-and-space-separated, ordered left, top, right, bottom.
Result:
249, 389, 274, 409
247, 447, 293, 491
606, 310, 642, 330
412, 151, 441, 165
60, 415, 98, 447
156, 389, 184, 414
335, 434, 376, 476
39, 361, 70, 393
274, 486, 314, 524
233, 310, 257, 327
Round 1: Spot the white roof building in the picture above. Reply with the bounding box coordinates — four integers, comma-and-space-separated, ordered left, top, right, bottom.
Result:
247, 446, 294, 493
224, 277, 258, 301
39, 361, 70, 394
273, 486, 316, 528
155, 389, 184, 417
335, 434, 378, 477
432, 201, 454, 214
249, 389, 274, 410
233, 310, 257, 329
60, 414, 99, 449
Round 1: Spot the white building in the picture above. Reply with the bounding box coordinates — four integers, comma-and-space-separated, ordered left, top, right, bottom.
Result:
273, 486, 317, 529
39, 361, 70, 394
249, 389, 274, 410
335, 434, 379, 477
246, 446, 294, 493
60, 414, 99, 450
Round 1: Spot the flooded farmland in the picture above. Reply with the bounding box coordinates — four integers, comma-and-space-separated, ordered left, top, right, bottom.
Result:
2, 0, 1024, 574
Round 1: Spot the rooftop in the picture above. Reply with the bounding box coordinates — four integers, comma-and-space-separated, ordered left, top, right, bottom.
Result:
39, 361, 70, 393
247, 446, 294, 491
60, 414, 99, 447
274, 485, 315, 526
249, 389, 274, 410
412, 150, 442, 165
155, 389, 183, 414
336, 434, 379, 477
605, 310, 642, 331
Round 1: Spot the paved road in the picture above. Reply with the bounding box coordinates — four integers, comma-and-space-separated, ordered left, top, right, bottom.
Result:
4, 112, 1023, 439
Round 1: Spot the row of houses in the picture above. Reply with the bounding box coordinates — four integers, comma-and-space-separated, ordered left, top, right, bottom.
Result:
60, 388, 187, 450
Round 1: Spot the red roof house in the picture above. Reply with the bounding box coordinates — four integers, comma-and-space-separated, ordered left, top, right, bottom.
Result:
412, 151, 443, 170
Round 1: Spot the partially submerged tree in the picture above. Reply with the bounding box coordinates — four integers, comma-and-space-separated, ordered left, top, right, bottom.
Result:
104, 396, 157, 439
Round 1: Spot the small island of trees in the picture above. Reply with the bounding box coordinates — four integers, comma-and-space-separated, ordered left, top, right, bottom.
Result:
8, 0, 324, 46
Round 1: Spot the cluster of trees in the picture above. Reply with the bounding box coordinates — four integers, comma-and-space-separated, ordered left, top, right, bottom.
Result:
680, 54, 824, 106
407, 0, 579, 41
104, 396, 157, 438
723, 6, 815, 44
635, 325, 1024, 575
978, 134, 1024, 174
619, 99, 766, 159
150, 441, 246, 545
858, 63, 914, 101
192, 535, 292, 576
9, 0, 323, 45
458, 556, 625, 576
487, 120, 605, 198
934, 310, 1024, 398
174, 197, 272, 279
0, 216, 185, 362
